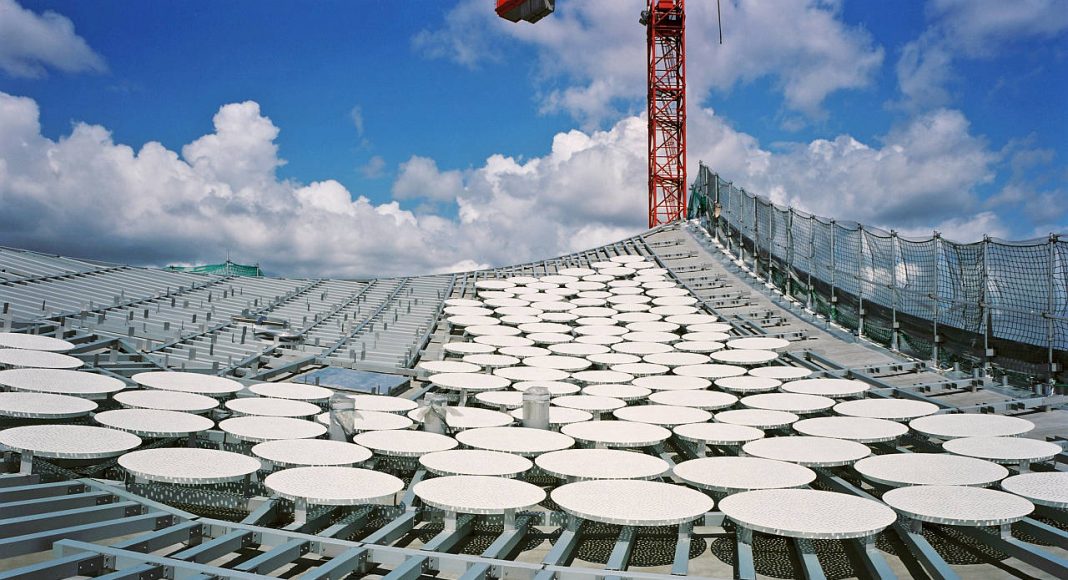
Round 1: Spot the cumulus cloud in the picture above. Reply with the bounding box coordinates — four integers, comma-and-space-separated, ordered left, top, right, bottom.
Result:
391, 156, 465, 202
0, 92, 650, 277
894, 0, 1068, 110
360, 155, 387, 179
414, 0, 883, 124
683, 106, 1014, 239
0, 0, 106, 78
0, 92, 1031, 279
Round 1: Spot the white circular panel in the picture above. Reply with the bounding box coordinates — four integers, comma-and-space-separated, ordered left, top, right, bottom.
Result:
0, 425, 141, 459
253, 439, 372, 467
552, 480, 713, 526
0, 349, 82, 369
121, 448, 259, 484
853, 453, 1008, 487
720, 489, 895, 539
266, 466, 404, 506
132, 372, 243, 396
675, 457, 815, 493
882, 485, 1033, 526
0, 333, 75, 352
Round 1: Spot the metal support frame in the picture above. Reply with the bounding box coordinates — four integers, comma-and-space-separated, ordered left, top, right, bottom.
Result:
541, 515, 584, 568
384, 513, 474, 580
605, 525, 637, 571
846, 535, 896, 580
671, 521, 694, 575
793, 537, 825, 580
0, 511, 174, 559
233, 538, 311, 574
170, 529, 254, 563
953, 523, 1068, 578
459, 514, 534, 580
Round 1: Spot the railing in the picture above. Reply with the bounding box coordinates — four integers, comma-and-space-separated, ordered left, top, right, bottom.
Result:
689, 163, 1067, 385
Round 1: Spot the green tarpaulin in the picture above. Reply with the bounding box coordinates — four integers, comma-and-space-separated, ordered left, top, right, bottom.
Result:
165, 260, 263, 277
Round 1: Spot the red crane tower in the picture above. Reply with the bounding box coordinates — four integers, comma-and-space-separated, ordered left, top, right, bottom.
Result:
496, 0, 687, 228
640, 1, 686, 227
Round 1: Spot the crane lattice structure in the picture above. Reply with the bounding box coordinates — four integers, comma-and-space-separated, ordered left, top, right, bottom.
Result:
498, 0, 688, 228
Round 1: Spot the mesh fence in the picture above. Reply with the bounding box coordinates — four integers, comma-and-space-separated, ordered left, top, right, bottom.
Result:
689, 165, 1067, 382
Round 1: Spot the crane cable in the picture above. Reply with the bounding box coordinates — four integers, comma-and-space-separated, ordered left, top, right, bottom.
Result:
717, 0, 724, 44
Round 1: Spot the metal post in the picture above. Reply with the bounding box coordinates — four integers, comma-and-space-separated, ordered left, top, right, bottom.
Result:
857, 224, 866, 338
891, 231, 900, 352
807, 216, 815, 310
981, 236, 993, 375
787, 209, 795, 300
1047, 234, 1057, 383
522, 387, 550, 430
932, 233, 942, 367
731, 186, 741, 257
830, 220, 838, 322
713, 172, 722, 245
752, 195, 760, 275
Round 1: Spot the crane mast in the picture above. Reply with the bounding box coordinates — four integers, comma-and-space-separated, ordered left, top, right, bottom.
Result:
641, 0, 686, 227
496, 0, 687, 228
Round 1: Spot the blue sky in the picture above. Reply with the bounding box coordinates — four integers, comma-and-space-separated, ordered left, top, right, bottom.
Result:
0, 0, 1065, 276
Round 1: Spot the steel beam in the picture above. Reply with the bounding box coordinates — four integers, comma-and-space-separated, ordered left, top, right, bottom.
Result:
793, 538, 826, 580
0, 490, 113, 518
734, 525, 756, 580
954, 525, 1068, 578
0, 551, 106, 580
0, 500, 142, 538
82, 478, 197, 520
302, 546, 369, 580
845, 536, 896, 580
671, 521, 694, 575
384, 513, 474, 580
241, 497, 279, 525
319, 506, 373, 540
605, 525, 636, 571
233, 538, 310, 574
0, 473, 39, 488
1018, 517, 1068, 549
54, 540, 267, 580
457, 515, 533, 580
362, 510, 416, 545
0, 480, 84, 503
92, 563, 165, 580
170, 529, 253, 564
542, 515, 584, 567
0, 511, 173, 559
891, 520, 960, 580
111, 520, 203, 553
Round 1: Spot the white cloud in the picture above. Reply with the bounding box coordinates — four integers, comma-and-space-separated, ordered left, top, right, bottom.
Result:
411, 0, 501, 69
899, 211, 1008, 243
0, 0, 105, 78
0, 92, 650, 277
0, 92, 1027, 280
350, 106, 364, 136
391, 156, 465, 202
727, 109, 999, 232
928, 0, 1068, 55
894, 0, 1068, 110
414, 0, 883, 124
360, 155, 387, 179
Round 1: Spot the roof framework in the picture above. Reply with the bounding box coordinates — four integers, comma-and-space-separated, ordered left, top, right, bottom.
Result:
0, 223, 1065, 580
